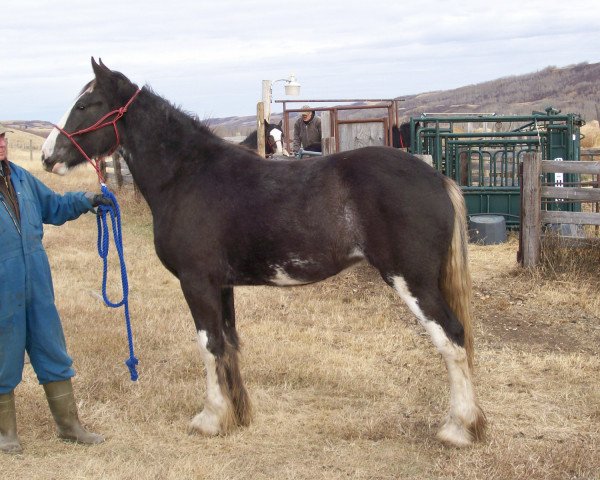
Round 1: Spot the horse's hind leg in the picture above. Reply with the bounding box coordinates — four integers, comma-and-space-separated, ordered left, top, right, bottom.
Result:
179, 276, 251, 435
219, 287, 253, 427
388, 274, 485, 447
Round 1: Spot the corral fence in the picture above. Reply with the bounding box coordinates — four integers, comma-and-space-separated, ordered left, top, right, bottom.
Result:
275, 99, 403, 155
519, 152, 600, 267
408, 108, 584, 228
11, 138, 45, 161
98, 152, 141, 197
581, 147, 600, 162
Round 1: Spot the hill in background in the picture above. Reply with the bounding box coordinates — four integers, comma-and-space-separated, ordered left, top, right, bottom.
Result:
396, 62, 600, 121
3, 62, 599, 140
209, 62, 600, 138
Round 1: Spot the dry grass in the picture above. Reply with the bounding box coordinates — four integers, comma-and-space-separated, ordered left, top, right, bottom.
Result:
581, 121, 600, 148
1, 155, 599, 480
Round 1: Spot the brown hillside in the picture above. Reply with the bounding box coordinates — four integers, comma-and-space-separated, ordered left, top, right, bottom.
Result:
396, 62, 600, 121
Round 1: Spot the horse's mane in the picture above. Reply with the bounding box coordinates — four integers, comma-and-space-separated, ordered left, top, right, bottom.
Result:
141, 84, 215, 135
137, 84, 262, 163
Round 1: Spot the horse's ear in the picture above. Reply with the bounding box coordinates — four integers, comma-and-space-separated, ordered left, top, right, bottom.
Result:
91, 57, 106, 79
91, 57, 100, 74
277, 120, 283, 128
91, 57, 114, 86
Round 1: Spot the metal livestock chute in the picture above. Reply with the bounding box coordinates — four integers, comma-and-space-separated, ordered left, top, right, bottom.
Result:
407, 108, 584, 228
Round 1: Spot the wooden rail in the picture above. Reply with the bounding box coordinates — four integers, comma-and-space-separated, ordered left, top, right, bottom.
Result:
519, 153, 600, 267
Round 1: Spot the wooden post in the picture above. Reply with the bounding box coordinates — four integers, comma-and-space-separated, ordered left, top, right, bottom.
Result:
98, 156, 107, 183
261, 81, 271, 123
257, 102, 266, 158
521, 152, 542, 267
29, 139, 33, 161
321, 111, 335, 155
113, 152, 124, 188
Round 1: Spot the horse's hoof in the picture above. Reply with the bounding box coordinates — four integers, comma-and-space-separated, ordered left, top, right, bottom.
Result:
188, 411, 222, 436
436, 419, 474, 448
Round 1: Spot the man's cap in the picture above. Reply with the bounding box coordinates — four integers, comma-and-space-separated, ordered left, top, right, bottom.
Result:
0, 125, 14, 136
301, 105, 312, 115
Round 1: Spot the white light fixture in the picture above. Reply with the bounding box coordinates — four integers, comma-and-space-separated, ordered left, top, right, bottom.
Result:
283, 74, 301, 96
262, 74, 301, 122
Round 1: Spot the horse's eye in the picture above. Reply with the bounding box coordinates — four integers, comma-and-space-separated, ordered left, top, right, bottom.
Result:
76, 103, 86, 111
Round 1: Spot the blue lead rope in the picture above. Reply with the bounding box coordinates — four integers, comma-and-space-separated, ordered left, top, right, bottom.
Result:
96, 183, 139, 381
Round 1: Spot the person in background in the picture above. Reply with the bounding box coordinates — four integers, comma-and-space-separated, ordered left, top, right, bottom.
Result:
0, 125, 112, 454
292, 105, 322, 154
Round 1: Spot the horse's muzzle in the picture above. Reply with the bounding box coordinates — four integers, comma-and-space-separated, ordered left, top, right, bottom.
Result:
41, 154, 67, 175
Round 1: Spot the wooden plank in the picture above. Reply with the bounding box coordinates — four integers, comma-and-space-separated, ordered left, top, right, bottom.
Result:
338, 120, 385, 152
521, 153, 542, 267
321, 111, 336, 155
581, 148, 600, 157
541, 160, 600, 175
261, 80, 271, 123
541, 186, 600, 201
256, 102, 265, 158
541, 210, 600, 226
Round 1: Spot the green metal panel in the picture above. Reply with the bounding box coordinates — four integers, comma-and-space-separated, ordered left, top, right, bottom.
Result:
408, 108, 584, 225
463, 188, 521, 228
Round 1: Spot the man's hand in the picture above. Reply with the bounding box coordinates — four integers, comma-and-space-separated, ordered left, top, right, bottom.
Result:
85, 192, 115, 211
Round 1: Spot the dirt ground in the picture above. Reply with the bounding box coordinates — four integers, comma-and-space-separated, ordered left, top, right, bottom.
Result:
470, 242, 599, 357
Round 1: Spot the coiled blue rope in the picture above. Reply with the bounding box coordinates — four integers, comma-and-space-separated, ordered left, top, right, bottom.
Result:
96, 183, 139, 381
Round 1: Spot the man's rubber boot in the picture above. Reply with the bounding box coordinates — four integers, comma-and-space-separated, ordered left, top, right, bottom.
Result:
43, 379, 104, 445
0, 391, 22, 454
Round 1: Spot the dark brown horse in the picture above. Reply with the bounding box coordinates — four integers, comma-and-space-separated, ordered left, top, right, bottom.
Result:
239, 120, 284, 157
392, 121, 420, 150
41, 59, 485, 447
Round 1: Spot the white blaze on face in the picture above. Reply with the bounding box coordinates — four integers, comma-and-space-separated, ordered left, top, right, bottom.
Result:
270, 127, 283, 154
41, 84, 95, 160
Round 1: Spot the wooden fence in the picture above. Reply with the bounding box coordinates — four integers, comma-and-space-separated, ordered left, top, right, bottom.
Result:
98, 153, 139, 196
581, 148, 600, 162
519, 153, 600, 267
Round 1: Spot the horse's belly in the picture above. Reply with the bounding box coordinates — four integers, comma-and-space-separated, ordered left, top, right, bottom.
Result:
235, 249, 365, 287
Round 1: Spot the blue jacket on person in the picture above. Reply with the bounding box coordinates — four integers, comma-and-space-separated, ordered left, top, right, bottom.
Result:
0, 161, 93, 394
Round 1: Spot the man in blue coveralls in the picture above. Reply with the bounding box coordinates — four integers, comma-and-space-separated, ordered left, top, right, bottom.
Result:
0, 126, 112, 453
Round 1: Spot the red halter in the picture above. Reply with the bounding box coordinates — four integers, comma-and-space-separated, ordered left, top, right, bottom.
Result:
54, 88, 142, 183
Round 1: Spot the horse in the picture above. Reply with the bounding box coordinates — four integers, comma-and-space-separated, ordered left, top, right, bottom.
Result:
239, 120, 284, 157
41, 59, 486, 447
392, 121, 420, 150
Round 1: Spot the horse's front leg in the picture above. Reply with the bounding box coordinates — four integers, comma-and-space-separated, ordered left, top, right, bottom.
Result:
179, 275, 251, 436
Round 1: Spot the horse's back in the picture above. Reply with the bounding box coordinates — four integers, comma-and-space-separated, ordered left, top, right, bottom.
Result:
327, 147, 455, 270
330, 146, 453, 222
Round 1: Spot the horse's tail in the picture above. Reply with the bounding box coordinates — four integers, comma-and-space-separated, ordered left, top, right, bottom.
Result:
440, 176, 474, 368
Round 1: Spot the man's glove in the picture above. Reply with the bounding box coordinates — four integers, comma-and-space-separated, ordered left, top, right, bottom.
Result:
85, 192, 115, 211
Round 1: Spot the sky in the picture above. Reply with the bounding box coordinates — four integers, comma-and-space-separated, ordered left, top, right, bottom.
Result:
2, 0, 600, 122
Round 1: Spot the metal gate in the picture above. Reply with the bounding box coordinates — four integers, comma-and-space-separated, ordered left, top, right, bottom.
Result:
408, 108, 584, 227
